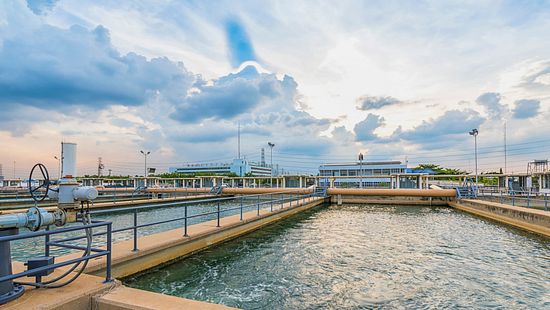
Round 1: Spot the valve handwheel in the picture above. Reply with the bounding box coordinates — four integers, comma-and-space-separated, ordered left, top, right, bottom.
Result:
28, 163, 50, 202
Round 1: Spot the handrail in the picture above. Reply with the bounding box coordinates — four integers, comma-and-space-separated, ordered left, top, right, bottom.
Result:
0, 220, 113, 284
61, 191, 319, 252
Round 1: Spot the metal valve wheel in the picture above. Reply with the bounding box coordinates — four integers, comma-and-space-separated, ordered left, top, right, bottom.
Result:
28, 163, 50, 202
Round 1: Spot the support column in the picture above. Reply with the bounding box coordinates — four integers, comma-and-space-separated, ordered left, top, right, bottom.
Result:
299, 177, 303, 188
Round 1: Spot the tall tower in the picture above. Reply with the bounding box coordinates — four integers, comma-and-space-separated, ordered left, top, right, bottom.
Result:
97, 157, 104, 176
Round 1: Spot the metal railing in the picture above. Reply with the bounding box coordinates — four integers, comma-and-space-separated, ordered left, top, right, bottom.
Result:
65, 190, 320, 253
478, 189, 549, 211
0, 220, 113, 284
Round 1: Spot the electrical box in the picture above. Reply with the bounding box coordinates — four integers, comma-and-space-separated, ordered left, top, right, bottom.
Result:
25, 256, 55, 277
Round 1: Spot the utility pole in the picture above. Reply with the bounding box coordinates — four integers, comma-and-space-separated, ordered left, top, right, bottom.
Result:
469, 129, 479, 192
140, 150, 150, 186
504, 122, 507, 175
358, 153, 364, 188
268, 142, 275, 187
13, 161, 16, 179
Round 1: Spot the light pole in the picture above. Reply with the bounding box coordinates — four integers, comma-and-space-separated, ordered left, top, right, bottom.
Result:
469, 129, 479, 192
358, 153, 364, 188
54, 156, 61, 180
140, 150, 150, 187
268, 142, 275, 187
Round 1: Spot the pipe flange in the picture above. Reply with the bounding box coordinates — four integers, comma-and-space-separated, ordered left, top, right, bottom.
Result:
25, 207, 42, 232
0, 283, 25, 305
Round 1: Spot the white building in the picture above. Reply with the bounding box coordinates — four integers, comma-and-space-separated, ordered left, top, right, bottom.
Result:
169, 159, 272, 177
319, 161, 419, 188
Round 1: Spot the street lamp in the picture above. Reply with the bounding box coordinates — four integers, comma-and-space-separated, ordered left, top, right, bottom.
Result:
358, 153, 364, 188
469, 129, 479, 192
268, 142, 275, 187
140, 150, 150, 186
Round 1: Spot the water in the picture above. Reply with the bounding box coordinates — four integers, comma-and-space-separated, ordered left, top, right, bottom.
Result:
125, 204, 550, 309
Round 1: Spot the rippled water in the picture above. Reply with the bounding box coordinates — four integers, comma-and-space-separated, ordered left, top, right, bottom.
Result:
125, 204, 550, 309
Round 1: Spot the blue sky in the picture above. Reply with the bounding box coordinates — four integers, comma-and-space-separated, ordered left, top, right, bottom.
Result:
0, 0, 549, 177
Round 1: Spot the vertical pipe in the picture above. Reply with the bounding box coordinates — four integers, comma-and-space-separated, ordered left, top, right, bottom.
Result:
132, 210, 138, 252
240, 196, 243, 221
217, 202, 220, 227
184, 205, 188, 237
45, 225, 50, 257
105, 222, 112, 283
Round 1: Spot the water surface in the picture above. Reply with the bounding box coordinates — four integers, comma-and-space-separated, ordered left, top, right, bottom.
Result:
125, 204, 550, 309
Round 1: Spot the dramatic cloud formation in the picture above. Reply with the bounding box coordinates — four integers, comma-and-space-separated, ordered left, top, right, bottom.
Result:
1, 0, 550, 176
475, 92, 507, 119
171, 66, 273, 122
354, 114, 385, 141
357, 96, 400, 110
0, 16, 194, 108
512, 99, 540, 119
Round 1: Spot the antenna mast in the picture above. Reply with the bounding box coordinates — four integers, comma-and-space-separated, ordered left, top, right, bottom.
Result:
238, 122, 241, 159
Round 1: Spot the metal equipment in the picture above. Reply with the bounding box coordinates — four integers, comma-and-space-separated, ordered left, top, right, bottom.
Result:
0, 142, 100, 305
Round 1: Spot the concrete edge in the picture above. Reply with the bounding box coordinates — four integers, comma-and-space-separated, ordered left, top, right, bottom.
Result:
449, 201, 550, 237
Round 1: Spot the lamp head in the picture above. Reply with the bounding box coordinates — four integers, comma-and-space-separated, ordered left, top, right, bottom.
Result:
469, 129, 478, 136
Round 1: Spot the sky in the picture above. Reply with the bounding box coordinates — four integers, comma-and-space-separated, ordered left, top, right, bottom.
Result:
1, 0, 550, 178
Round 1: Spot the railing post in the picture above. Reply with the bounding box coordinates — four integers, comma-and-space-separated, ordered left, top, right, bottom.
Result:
105, 222, 113, 283
257, 195, 260, 216
545, 193, 548, 211
512, 191, 515, 206
183, 205, 188, 237
527, 193, 531, 208
217, 202, 221, 227
240, 196, 243, 221
132, 210, 138, 252
45, 225, 50, 257
270, 194, 273, 212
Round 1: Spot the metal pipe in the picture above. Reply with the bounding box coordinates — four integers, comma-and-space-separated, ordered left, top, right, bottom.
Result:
216, 202, 220, 227
105, 222, 112, 283
184, 205, 188, 237
132, 210, 138, 252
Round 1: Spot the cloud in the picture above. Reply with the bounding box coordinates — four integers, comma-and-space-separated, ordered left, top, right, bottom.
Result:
225, 17, 257, 67
26, 0, 58, 15
356, 96, 400, 110
512, 99, 540, 119
171, 65, 306, 123
397, 109, 485, 144
0, 8, 195, 109
353, 114, 385, 141
475, 92, 507, 119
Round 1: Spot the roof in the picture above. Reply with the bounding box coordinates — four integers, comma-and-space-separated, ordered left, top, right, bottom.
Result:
319, 161, 403, 167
